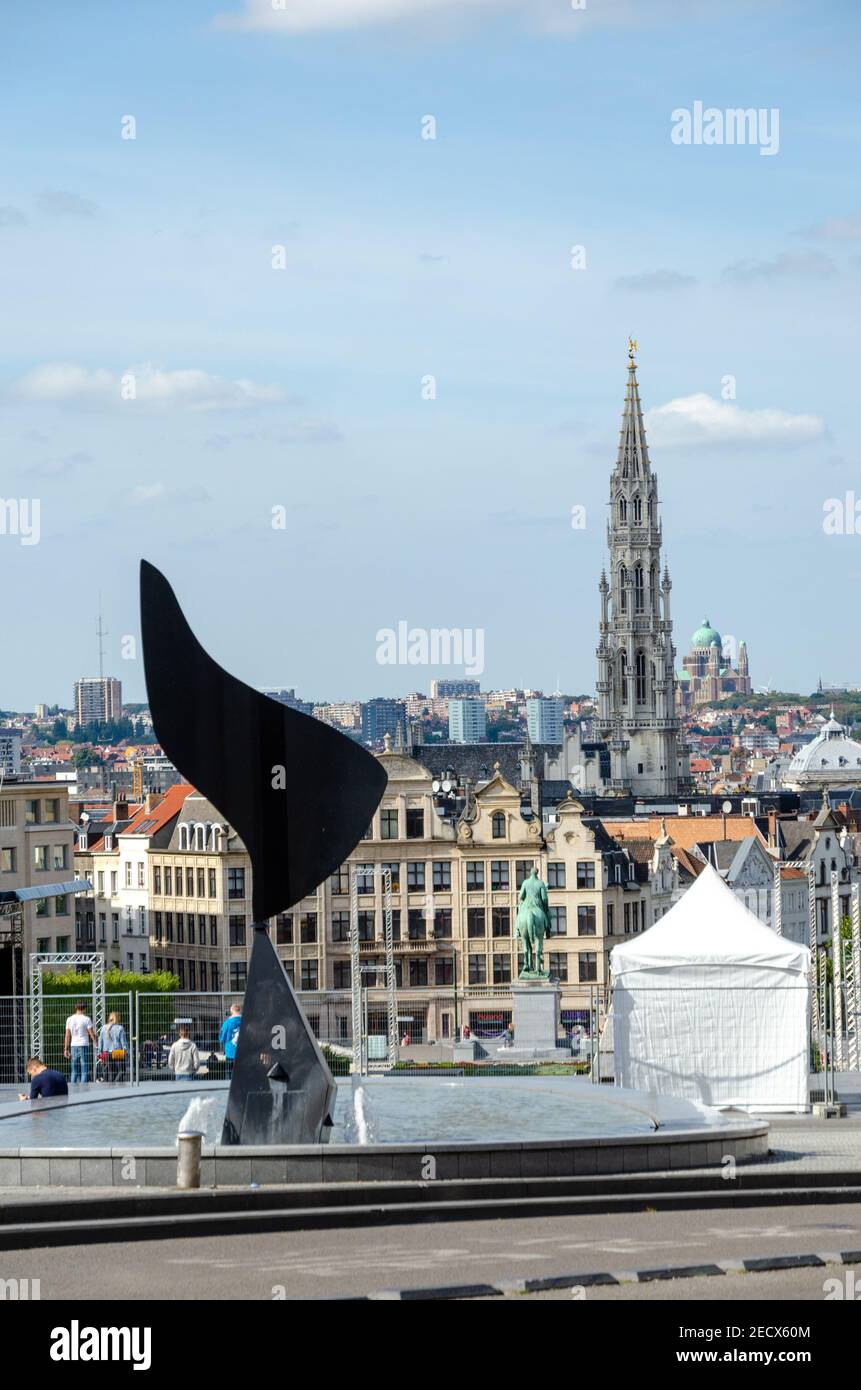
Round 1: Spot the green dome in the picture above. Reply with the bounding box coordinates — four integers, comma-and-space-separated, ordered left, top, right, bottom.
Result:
691, 617, 722, 649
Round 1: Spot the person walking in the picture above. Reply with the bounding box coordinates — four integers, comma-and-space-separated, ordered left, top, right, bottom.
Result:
19, 1057, 69, 1101
64, 1001, 97, 1084
218, 1004, 242, 1077
97, 1012, 129, 1083
168, 1026, 200, 1081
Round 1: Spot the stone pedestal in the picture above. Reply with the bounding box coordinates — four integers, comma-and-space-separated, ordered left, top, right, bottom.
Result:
504, 982, 570, 1061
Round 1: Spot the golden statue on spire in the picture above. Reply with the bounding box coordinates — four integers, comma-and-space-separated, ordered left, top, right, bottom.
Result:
628, 337, 638, 364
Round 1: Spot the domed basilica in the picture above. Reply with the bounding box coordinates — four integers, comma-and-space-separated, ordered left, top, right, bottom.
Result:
676, 618, 751, 712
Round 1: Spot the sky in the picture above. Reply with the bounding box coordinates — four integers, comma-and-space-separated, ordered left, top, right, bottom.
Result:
1, 0, 859, 709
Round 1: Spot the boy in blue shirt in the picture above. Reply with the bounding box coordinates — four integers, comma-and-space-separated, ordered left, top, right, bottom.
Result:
19, 1058, 69, 1100
219, 1004, 241, 1074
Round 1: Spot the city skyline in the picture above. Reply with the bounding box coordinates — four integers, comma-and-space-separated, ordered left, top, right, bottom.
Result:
1, 0, 858, 707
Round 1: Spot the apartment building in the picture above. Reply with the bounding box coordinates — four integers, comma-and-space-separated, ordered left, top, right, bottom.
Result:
0, 782, 77, 992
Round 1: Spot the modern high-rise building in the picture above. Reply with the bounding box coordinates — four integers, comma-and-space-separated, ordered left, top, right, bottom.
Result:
526, 698, 563, 746
0, 729, 22, 777
74, 677, 122, 727
595, 345, 690, 797
448, 699, 487, 744
430, 678, 481, 700
361, 698, 406, 748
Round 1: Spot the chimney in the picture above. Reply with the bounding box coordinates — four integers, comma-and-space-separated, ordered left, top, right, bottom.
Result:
145, 791, 162, 813
114, 797, 128, 822
767, 808, 777, 848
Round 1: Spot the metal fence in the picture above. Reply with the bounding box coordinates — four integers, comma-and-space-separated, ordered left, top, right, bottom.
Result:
0, 980, 853, 1092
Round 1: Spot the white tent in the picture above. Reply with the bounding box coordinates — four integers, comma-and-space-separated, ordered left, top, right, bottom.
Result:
610, 863, 811, 1113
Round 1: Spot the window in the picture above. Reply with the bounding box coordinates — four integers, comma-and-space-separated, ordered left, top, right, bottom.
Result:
229, 915, 246, 946
208, 868, 217, 898
406, 861, 425, 893
381, 862, 401, 892
153, 865, 162, 894
230, 962, 247, 991
435, 957, 454, 987
491, 907, 510, 937
301, 913, 318, 944
624, 902, 631, 934
96, 869, 105, 896
490, 860, 509, 890
409, 958, 428, 988
176, 863, 184, 895
468, 954, 487, 985
112, 914, 119, 942
43, 798, 60, 824
199, 962, 208, 990
433, 908, 452, 939
635, 648, 646, 704
380, 809, 398, 840
227, 867, 245, 900
33, 845, 48, 871
331, 911, 349, 943
549, 906, 568, 936
36, 937, 49, 953
330, 866, 350, 894
1, 847, 15, 873
334, 961, 351, 990
432, 861, 451, 891
197, 868, 205, 897
606, 903, 614, 936
576, 861, 596, 889
188, 916, 196, 945
407, 909, 426, 941
579, 952, 598, 983
356, 865, 374, 894
406, 808, 424, 839
390, 909, 401, 941
111, 870, 117, 895
154, 911, 163, 939
492, 812, 506, 839
186, 961, 195, 990
55, 936, 69, 952
99, 913, 106, 943
301, 960, 318, 991
493, 953, 511, 985
54, 895, 68, 916
577, 905, 597, 936
467, 908, 486, 938
515, 861, 534, 889
549, 952, 568, 982
165, 866, 172, 895
177, 913, 185, 943
209, 916, 218, 946
466, 862, 485, 890
547, 862, 566, 889
25, 799, 40, 825
357, 912, 374, 942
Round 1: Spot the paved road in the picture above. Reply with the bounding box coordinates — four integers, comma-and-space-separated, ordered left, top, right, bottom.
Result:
3, 1201, 860, 1299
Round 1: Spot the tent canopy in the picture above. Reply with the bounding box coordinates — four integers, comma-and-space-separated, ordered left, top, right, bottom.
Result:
611, 862, 810, 977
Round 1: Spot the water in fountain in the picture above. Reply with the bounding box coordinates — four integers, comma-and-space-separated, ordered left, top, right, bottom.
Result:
177, 1094, 218, 1142
349, 1075, 375, 1145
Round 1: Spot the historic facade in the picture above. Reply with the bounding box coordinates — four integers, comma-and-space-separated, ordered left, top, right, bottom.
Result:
595, 345, 690, 797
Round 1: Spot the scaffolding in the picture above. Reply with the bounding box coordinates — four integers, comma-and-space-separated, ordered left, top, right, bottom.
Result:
349, 865, 396, 1074
29, 952, 106, 1062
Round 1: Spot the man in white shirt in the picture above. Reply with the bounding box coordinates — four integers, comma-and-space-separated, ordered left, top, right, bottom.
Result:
64, 1001, 97, 1084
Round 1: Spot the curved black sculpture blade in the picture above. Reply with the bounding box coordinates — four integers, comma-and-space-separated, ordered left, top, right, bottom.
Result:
140, 559, 387, 919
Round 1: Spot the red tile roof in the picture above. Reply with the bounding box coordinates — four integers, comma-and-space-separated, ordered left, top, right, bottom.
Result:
121, 783, 194, 837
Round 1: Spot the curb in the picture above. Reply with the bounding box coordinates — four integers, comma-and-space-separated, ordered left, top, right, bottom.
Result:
353, 1249, 861, 1301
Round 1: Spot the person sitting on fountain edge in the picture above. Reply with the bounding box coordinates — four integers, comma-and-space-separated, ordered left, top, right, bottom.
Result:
19, 1057, 69, 1101
219, 1003, 241, 1076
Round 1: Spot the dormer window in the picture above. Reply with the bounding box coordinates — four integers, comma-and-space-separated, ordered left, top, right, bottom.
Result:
178, 824, 190, 851
492, 812, 505, 839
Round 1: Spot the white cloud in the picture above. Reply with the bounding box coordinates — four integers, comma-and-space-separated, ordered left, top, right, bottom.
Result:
8, 362, 286, 411
614, 269, 696, 293
36, 190, 99, 219
645, 393, 826, 449
128, 483, 211, 506
215, 0, 740, 35
721, 251, 837, 284
806, 212, 861, 241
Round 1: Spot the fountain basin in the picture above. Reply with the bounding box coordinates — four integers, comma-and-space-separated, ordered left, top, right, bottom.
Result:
0, 1077, 768, 1187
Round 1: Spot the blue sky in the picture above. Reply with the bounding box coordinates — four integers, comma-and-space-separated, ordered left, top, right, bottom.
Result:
1, 0, 859, 708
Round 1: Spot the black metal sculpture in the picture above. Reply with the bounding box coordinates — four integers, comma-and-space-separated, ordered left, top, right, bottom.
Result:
140, 560, 387, 1145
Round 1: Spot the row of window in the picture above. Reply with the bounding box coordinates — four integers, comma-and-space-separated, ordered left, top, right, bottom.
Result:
151, 865, 243, 898
337, 860, 596, 894
1, 845, 68, 874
